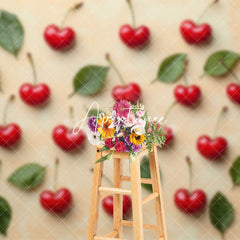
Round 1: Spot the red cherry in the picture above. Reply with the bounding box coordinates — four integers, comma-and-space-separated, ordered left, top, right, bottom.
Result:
226, 83, 240, 104
112, 82, 141, 104
44, 3, 83, 50
19, 83, 50, 106
52, 125, 86, 151
162, 126, 174, 146
102, 195, 132, 216
180, 20, 212, 44
19, 53, 50, 106
119, 24, 150, 48
40, 188, 72, 214
174, 188, 207, 214
0, 96, 21, 148
197, 135, 227, 160
174, 84, 201, 106
44, 25, 75, 50
0, 123, 21, 148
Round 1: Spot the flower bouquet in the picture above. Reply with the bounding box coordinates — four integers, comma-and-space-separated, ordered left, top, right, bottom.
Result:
87, 100, 166, 163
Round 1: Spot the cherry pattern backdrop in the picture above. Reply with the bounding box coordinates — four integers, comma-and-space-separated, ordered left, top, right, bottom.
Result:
0, 0, 240, 239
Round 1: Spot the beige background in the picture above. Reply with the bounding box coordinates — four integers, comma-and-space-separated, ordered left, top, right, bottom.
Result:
0, 0, 240, 239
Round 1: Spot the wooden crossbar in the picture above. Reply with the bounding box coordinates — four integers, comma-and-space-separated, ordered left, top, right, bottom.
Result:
142, 192, 159, 205
105, 230, 118, 237
94, 237, 126, 240
120, 176, 152, 184
121, 220, 158, 231
99, 186, 131, 195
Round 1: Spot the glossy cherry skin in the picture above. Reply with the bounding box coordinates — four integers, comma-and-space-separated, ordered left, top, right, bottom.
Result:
180, 20, 212, 44
174, 188, 207, 214
44, 25, 75, 50
52, 125, 86, 151
174, 84, 201, 107
112, 82, 141, 104
197, 135, 227, 160
40, 188, 72, 214
102, 195, 132, 216
163, 126, 174, 146
226, 83, 240, 104
0, 123, 21, 148
19, 83, 51, 106
119, 24, 150, 48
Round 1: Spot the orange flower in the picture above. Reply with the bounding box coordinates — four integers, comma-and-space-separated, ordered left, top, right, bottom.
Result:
97, 117, 115, 139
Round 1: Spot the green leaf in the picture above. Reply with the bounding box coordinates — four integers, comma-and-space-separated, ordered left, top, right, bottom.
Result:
95, 152, 113, 164
140, 156, 161, 192
8, 163, 45, 190
204, 50, 240, 77
209, 192, 234, 235
0, 196, 11, 236
87, 108, 105, 118
229, 156, 240, 186
157, 53, 187, 83
98, 145, 110, 152
129, 151, 139, 163
0, 10, 24, 56
72, 65, 109, 96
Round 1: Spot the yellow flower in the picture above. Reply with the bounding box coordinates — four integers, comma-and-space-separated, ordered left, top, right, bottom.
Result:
97, 116, 115, 139
130, 133, 146, 146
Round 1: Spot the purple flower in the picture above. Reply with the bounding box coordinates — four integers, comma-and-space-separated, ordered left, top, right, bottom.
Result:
88, 116, 98, 132
124, 145, 130, 152
125, 135, 131, 146
132, 144, 141, 153
113, 100, 131, 118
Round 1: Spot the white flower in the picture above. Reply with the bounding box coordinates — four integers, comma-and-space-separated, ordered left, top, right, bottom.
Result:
87, 129, 103, 146
131, 125, 145, 135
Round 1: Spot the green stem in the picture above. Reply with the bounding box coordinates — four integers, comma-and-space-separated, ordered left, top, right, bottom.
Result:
196, 0, 218, 23
186, 156, 193, 193
105, 53, 126, 85
2, 95, 14, 126
69, 106, 75, 127
60, 2, 83, 28
126, 0, 136, 28
213, 106, 228, 138
221, 234, 226, 240
53, 158, 59, 192
164, 101, 177, 119
27, 52, 37, 85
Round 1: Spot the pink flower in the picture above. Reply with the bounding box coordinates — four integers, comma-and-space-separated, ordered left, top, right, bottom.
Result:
136, 110, 144, 117
125, 113, 136, 127
113, 100, 131, 118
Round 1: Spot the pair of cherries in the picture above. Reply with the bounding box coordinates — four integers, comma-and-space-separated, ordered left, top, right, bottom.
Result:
44, 0, 150, 51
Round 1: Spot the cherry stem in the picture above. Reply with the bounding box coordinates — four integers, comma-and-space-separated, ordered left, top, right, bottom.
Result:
60, 2, 83, 28
186, 156, 193, 193
27, 52, 37, 85
219, 60, 240, 84
196, 0, 218, 23
126, 0, 136, 28
183, 74, 189, 86
105, 53, 126, 86
2, 95, 14, 127
69, 106, 75, 127
53, 158, 59, 192
221, 234, 226, 240
213, 106, 228, 138
164, 101, 177, 119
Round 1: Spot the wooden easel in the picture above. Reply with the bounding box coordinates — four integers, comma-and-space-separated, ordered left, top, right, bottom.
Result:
87, 145, 168, 240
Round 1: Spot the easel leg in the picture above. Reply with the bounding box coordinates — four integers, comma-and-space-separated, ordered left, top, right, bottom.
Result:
149, 146, 168, 240
113, 158, 123, 238
87, 151, 104, 240
130, 155, 144, 240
